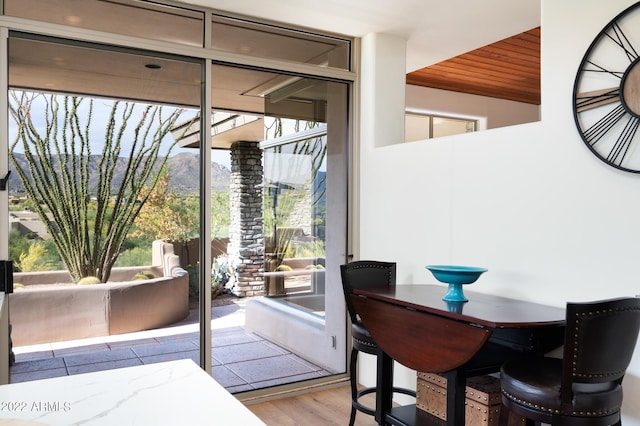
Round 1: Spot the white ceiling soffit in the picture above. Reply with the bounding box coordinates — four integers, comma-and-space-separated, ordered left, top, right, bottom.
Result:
183, 0, 540, 72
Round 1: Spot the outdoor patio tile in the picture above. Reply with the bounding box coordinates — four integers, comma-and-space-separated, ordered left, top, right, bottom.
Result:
211, 313, 247, 329
63, 347, 138, 367
285, 354, 329, 372
211, 304, 243, 318
131, 341, 198, 357
52, 343, 111, 357
155, 331, 199, 343
9, 297, 335, 392
211, 365, 247, 388
212, 341, 284, 364
50, 337, 109, 351
139, 350, 199, 365
224, 355, 317, 383
10, 357, 66, 374
13, 350, 54, 362
211, 326, 246, 335
258, 339, 291, 355
66, 358, 143, 375
10, 367, 69, 383
107, 338, 159, 349
211, 330, 261, 348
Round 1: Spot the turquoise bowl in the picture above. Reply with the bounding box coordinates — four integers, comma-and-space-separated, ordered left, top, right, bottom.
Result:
425, 265, 488, 302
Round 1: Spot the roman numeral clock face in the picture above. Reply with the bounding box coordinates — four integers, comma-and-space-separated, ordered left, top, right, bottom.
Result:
573, 3, 640, 173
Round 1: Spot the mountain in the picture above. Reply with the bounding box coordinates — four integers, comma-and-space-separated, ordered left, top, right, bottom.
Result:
166, 152, 230, 192
8, 152, 230, 195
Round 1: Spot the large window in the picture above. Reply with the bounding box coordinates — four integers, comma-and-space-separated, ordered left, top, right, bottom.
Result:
211, 14, 351, 70
3, 0, 204, 47
208, 65, 349, 384
405, 112, 478, 142
1, 0, 353, 395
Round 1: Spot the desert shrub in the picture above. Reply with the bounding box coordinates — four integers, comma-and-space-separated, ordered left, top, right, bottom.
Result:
186, 264, 199, 300
292, 239, 325, 258
211, 255, 233, 287
304, 264, 324, 270
15, 241, 58, 272
276, 264, 293, 272
77, 276, 101, 285
114, 246, 152, 268
9, 229, 62, 272
132, 273, 150, 280
140, 270, 155, 279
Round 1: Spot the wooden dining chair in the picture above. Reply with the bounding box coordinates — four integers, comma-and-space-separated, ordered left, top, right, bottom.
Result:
340, 261, 416, 426
500, 297, 640, 426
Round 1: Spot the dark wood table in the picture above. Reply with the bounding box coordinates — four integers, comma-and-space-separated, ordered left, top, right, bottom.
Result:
352, 284, 566, 426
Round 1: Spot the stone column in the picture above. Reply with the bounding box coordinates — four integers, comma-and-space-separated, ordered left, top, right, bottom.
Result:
228, 141, 264, 297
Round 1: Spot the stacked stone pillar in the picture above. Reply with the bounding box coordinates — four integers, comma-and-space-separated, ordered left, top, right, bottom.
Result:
227, 141, 265, 296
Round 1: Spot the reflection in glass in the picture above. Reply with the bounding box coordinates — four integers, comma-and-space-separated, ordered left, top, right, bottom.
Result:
7, 35, 202, 379
4, 0, 204, 47
212, 15, 350, 70
262, 123, 327, 304
209, 63, 348, 382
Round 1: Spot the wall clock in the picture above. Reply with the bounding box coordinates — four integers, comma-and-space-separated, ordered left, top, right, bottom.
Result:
573, 2, 640, 173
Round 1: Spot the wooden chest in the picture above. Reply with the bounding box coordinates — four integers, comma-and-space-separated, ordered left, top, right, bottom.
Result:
416, 372, 522, 426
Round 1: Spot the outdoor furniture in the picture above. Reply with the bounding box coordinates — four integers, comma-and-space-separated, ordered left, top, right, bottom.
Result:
340, 261, 415, 426
500, 297, 640, 426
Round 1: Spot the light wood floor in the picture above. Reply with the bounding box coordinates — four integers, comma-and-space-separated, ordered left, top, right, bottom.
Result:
247, 384, 379, 426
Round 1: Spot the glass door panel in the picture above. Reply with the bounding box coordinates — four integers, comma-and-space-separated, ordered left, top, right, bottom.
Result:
6, 34, 203, 382
208, 63, 348, 392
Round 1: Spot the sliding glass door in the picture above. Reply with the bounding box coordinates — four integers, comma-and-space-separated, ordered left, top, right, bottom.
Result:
208, 64, 349, 390
6, 33, 204, 380
1, 0, 353, 394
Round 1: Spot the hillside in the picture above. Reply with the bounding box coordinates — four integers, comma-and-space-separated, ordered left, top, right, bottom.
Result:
8, 152, 230, 195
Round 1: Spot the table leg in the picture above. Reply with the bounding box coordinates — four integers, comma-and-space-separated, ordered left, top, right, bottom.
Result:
445, 369, 466, 426
376, 348, 393, 425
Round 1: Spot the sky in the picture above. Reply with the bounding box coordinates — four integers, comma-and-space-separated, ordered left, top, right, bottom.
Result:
8, 91, 328, 172
8, 91, 232, 170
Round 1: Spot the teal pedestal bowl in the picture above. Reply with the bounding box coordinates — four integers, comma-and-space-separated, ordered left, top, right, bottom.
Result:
425, 265, 488, 303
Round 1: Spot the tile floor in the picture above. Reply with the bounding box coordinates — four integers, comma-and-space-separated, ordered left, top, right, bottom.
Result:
10, 297, 334, 393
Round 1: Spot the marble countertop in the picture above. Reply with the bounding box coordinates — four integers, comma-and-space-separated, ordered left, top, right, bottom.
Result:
0, 359, 265, 425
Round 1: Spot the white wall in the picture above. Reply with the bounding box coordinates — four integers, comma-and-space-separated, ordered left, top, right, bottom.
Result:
406, 85, 540, 130
358, 0, 640, 423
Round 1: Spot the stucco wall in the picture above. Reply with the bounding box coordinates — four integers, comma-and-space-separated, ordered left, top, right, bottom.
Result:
358, 1, 640, 423
10, 272, 189, 346
10, 242, 189, 346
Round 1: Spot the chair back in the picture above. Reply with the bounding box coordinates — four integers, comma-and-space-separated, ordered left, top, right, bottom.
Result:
561, 297, 640, 404
340, 261, 396, 325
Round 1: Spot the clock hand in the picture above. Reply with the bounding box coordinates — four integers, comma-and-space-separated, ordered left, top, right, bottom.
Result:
575, 87, 620, 112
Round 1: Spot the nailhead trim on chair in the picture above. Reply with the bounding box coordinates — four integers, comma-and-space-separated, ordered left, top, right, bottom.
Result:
353, 336, 377, 348
349, 264, 391, 269
572, 306, 640, 379
347, 263, 393, 282
501, 390, 560, 415
501, 389, 618, 417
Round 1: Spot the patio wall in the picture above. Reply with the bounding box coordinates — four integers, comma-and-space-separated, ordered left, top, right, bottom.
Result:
10, 241, 189, 346
10, 269, 188, 346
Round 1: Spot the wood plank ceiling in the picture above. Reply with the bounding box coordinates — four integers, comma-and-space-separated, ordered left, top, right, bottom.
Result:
406, 27, 540, 105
